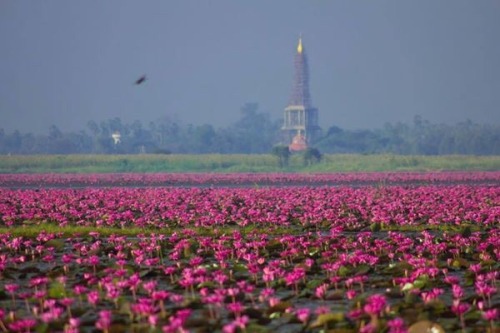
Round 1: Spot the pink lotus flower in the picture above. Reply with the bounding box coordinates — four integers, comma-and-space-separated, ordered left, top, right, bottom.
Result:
227, 301, 244, 318
452, 284, 463, 299
95, 310, 112, 332
363, 294, 387, 317
315, 283, 328, 299
360, 323, 377, 333
64, 318, 80, 333
8, 319, 37, 333
482, 308, 498, 321
223, 315, 249, 333
87, 290, 99, 307
295, 308, 310, 323
387, 318, 408, 333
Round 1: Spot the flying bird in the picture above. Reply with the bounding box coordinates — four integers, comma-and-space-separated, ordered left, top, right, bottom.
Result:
135, 75, 147, 85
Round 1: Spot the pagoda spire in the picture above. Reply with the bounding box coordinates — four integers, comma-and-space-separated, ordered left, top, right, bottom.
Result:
289, 35, 311, 108
282, 35, 321, 150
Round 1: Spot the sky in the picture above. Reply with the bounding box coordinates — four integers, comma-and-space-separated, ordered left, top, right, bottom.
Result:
1, 1, 500, 134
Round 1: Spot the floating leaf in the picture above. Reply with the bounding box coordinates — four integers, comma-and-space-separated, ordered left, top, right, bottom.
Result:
139, 269, 153, 278
35, 323, 49, 333
309, 312, 344, 328
266, 301, 292, 315
426, 299, 446, 314
463, 275, 475, 287
265, 240, 282, 251
412, 280, 426, 290
382, 261, 412, 277
408, 320, 444, 333
197, 281, 217, 289
183, 246, 192, 258
269, 312, 281, 319
461, 226, 472, 238
47, 266, 65, 279
246, 323, 271, 333
118, 301, 131, 315
298, 288, 312, 298
412, 274, 429, 289
45, 239, 65, 250
463, 309, 483, 322
308, 247, 320, 256
115, 323, 146, 333
451, 258, 469, 269
326, 289, 344, 300
402, 283, 414, 292
338, 265, 350, 277
245, 307, 265, 320
306, 278, 323, 290
233, 262, 248, 272
385, 288, 403, 299
48, 281, 66, 299
184, 314, 217, 329
355, 264, 371, 275
320, 220, 331, 228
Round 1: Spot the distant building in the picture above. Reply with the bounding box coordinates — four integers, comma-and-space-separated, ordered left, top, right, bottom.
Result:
282, 36, 321, 151
288, 129, 307, 152
111, 131, 121, 145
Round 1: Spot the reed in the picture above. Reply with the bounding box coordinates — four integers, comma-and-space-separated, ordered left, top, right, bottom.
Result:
0, 153, 498, 173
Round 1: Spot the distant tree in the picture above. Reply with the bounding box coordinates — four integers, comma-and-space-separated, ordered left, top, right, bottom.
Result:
193, 124, 216, 152
48, 125, 63, 140
303, 147, 322, 166
272, 145, 290, 168
316, 127, 385, 154
20, 132, 39, 154
231, 103, 281, 153
327, 125, 343, 136
1, 114, 499, 155
148, 116, 183, 152
87, 120, 100, 136
6, 130, 22, 153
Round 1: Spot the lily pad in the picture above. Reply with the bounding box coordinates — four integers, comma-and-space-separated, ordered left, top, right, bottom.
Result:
306, 278, 324, 290
450, 258, 469, 269
408, 320, 445, 333
325, 329, 356, 333
354, 264, 371, 275
245, 323, 271, 333
45, 239, 66, 250
309, 312, 345, 328
275, 323, 303, 333
338, 265, 350, 277
48, 281, 66, 299
266, 301, 293, 316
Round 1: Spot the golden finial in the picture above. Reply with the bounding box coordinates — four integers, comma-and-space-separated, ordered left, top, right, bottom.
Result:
297, 36, 303, 54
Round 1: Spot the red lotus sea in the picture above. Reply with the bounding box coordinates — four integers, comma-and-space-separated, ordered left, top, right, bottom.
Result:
0, 172, 498, 332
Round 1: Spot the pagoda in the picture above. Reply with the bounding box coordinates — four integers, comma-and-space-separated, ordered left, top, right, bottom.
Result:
282, 36, 320, 151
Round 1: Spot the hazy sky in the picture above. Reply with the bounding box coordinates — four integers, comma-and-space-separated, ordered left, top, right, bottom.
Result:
1, 1, 500, 134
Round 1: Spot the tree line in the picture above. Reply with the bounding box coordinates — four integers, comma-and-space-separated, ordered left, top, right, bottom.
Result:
1, 104, 498, 155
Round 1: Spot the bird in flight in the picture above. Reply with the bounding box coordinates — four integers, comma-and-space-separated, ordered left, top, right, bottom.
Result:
135, 75, 147, 85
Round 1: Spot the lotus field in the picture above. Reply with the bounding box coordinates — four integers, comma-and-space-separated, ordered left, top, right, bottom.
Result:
0, 173, 498, 332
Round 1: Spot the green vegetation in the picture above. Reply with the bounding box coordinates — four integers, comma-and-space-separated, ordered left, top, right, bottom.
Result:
0, 221, 486, 239
0, 153, 499, 173
0, 224, 298, 238
1, 108, 499, 156
271, 145, 291, 168
303, 147, 322, 166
